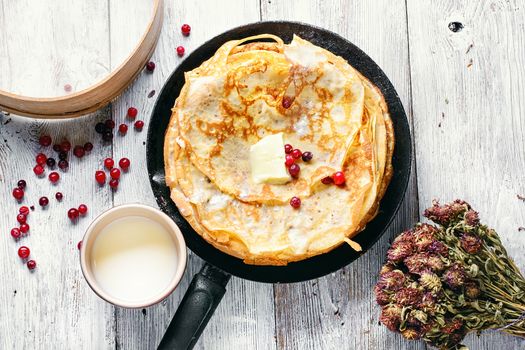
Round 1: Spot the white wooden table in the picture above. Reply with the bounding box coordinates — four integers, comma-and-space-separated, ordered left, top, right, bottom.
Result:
1, 1, 524, 349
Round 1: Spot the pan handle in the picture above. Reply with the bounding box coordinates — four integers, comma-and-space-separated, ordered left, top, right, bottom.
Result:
157, 262, 231, 350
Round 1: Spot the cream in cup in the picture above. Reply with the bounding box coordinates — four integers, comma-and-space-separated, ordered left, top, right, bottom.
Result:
80, 204, 186, 308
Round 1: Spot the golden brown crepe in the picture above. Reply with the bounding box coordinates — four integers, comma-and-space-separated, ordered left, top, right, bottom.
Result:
164, 35, 394, 265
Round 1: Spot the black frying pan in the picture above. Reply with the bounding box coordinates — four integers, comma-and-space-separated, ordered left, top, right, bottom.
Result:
147, 21, 412, 350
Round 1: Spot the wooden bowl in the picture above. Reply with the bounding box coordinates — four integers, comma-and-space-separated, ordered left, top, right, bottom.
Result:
0, 0, 163, 119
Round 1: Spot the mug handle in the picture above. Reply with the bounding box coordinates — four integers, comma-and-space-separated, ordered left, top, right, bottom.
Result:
157, 262, 231, 350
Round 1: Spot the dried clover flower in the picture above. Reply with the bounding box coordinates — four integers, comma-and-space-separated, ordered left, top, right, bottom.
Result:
420, 271, 442, 293
460, 233, 482, 254
443, 264, 467, 290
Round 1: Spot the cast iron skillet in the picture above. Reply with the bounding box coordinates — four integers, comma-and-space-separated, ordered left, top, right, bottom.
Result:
147, 21, 411, 350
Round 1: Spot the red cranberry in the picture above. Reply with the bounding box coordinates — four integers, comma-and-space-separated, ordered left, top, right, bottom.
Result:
134, 120, 144, 130
290, 196, 301, 209
36, 153, 47, 165
282, 96, 293, 109
118, 124, 128, 134
17, 179, 26, 189
48, 171, 60, 183
39, 135, 52, 147
73, 145, 85, 158
146, 61, 156, 72
84, 142, 93, 152
109, 179, 119, 189
19, 206, 30, 215
177, 46, 185, 56
333, 171, 346, 186
18, 246, 30, 259
58, 160, 69, 171
27, 260, 37, 270
55, 192, 63, 201
53, 144, 62, 152
119, 158, 130, 170
104, 158, 114, 169
105, 119, 115, 129
289, 163, 300, 178
33, 164, 44, 176
58, 151, 68, 160
127, 107, 138, 119
11, 228, 21, 239
291, 149, 302, 159
78, 204, 88, 215
77, 241, 83, 250
102, 131, 113, 142
46, 157, 56, 168
284, 144, 293, 154
39, 196, 49, 207
181, 24, 191, 36
17, 213, 27, 224
20, 223, 30, 234
285, 154, 295, 167
61, 140, 71, 152
68, 208, 79, 220
95, 170, 106, 184
110, 168, 121, 179
321, 176, 334, 185
301, 151, 313, 162
13, 188, 24, 200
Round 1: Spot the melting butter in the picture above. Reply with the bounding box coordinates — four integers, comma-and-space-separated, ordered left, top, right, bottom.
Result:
249, 133, 291, 185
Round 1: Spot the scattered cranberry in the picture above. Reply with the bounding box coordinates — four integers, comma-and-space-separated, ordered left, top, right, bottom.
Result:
289, 163, 300, 178
119, 158, 130, 170
95, 170, 106, 184
36, 153, 47, 165
285, 154, 295, 167
19, 206, 30, 216
77, 241, 83, 250
39, 196, 49, 207
48, 171, 60, 183
95, 122, 107, 134
282, 96, 293, 109
105, 119, 115, 129
17, 213, 27, 224
284, 144, 293, 154
17, 179, 26, 189
321, 176, 334, 185
68, 208, 79, 220
302, 151, 313, 162
290, 196, 301, 209
27, 260, 37, 270
118, 124, 128, 135
134, 120, 144, 130
46, 157, 56, 168
55, 192, 63, 201
33, 164, 44, 176
127, 107, 138, 119
177, 46, 185, 56
333, 171, 346, 186
102, 131, 113, 142
73, 145, 85, 158
64, 83, 72, 92
58, 160, 69, 171
39, 135, 52, 147
109, 179, 119, 189
58, 151, 68, 161
181, 24, 191, 36
53, 144, 62, 152
110, 168, 121, 179
11, 228, 21, 239
61, 140, 72, 152
104, 158, 114, 169
78, 204, 88, 215
84, 142, 93, 152
291, 149, 302, 159
13, 188, 24, 200
20, 223, 30, 234
146, 61, 156, 72
18, 246, 30, 259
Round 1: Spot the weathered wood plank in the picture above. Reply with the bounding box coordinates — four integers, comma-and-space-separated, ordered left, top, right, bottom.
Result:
407, 0, 525, 349
261, 1, 421, 349
109, 1, 276, 349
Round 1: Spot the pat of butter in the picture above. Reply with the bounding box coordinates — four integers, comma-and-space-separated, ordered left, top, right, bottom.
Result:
250, 133, 291, 185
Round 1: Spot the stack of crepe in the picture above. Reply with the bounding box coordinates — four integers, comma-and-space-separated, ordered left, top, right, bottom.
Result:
165, 35, 394, 265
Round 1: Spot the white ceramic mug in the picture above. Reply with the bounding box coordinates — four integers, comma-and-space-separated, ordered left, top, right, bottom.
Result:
80, 204, 187, 308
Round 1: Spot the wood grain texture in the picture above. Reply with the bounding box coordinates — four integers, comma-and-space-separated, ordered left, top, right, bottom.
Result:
407, 0, 525, 348
261, 1, 421, 349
